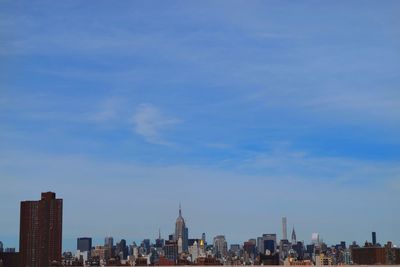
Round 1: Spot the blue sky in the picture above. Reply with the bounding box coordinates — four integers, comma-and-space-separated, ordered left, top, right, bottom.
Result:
0, 1, 399, 251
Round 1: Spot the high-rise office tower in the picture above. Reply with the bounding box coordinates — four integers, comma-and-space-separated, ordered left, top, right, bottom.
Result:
175, 204, 188, 252
282, 217, 287, 240
0, 241, 3, 253
20, 192, 63, 267
104, 236, 114, 259
213, 235, 228, 258
116, 239, 128, 259
263, 234, 277, 254
77, 237, 92, 253
104, 236, 114, 248
372, 232, 376, 245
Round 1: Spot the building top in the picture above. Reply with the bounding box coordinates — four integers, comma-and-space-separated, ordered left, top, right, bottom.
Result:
176, 203, 185, 224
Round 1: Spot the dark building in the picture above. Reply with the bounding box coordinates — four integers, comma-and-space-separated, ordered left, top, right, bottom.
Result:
141, 239, 150, 255
258, 253, 279, 265
155, 229, 164, 248
19, 192, 63, 267
292, 241, 305, 259
116, 239, 128, 260
0, 252, 20, 267
163, 241, 178, 262
243, 240, 257, 259
77, 237, 92, 253
264, 240, 275, 254
352, 247, 387, 265
372, 231, 377, 245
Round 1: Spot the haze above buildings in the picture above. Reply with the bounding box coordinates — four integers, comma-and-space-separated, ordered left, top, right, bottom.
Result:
0, 0, 399, 252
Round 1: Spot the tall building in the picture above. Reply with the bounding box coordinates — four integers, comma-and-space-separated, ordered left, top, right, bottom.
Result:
188, 239, 200, 262
163, 240, 178, 262
202, 233, 206, 244
213, 235, 228, 258
104, 236, 114, 248
257, 237, 264, 254
155, 229, 164, 248
372, 232, 377, 245
263, 234, 277, 254
0, 241, 3, 253
77, 237, 92, 253
291, 227, 297, 244
116, 239, 128, 259
243, 239, 257, 260
282, 217, 287, 240
174, 204, 188, 252
311, 233, 320, 245
104, 236, 114, 259
19, 192, 63, 267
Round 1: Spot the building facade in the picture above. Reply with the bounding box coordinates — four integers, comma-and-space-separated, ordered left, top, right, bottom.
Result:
19, 192, 63, 267
174, 205, 188, 252
213, 235, 228, 258
77, 237, 92, 253
282, 217, 288, 240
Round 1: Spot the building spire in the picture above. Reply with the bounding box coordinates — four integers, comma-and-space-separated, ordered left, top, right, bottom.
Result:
158, 228, 161, 240
291, 226, 297, 243
179, 202, 182, 217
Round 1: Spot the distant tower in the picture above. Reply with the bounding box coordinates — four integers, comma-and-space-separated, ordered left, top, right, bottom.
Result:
311, 233, 320, 245
155, 228, 164, 248
372, 232, 376, 245
175, 203, 188, 252
282, 217, 288, 240
291, 227, 297, 244
202, 233, 206, 244
213, 235, 228, 258
105, 236, 114, 248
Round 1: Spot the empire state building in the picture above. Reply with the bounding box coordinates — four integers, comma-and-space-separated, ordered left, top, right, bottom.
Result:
175, 204, 188, 252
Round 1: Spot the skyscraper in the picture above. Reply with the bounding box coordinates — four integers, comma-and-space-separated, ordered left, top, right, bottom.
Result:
19, 192, 63, 267
174, 204, 188, 252
104, 236, 114, 248
104, 236, 114, 259
0, 241, 3, 253
372, 232, 377, 245
213, 235, 228, 258
291, 227, 297, 244
311, 233, 320, 245
263, 234, 277, 254
282, 217, 287, 240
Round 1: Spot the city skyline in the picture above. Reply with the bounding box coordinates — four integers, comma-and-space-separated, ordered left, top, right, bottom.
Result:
0, 193, 396, 252
1, 0, 399, 256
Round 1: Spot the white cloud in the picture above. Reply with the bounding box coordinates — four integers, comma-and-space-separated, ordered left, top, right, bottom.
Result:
132, 103, 181, 146
86, 97, 125, 123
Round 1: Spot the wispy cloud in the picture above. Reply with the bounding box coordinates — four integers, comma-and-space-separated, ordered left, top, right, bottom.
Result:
132, 103, 181, 146
86, 97, 125, 124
